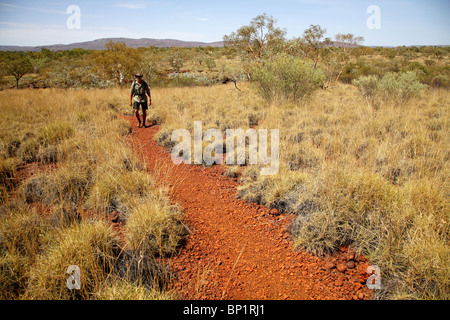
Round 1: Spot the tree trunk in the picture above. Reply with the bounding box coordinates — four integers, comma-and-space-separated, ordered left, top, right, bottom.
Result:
335, 62, 346, 84
313, 53, 320, 69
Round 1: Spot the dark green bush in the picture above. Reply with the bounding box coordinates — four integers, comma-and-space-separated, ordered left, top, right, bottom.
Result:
431, 75, 450, 88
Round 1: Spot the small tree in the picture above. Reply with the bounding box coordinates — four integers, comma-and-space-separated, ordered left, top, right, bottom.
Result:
4, 55, 34, 88
334, 33, 364, 84
223, 13, 286, 76
94, 41, 138, 86
168, 52, 184, 73
205, 57, 216, 72
302, 24, 327, 68
136, 56, 158, 83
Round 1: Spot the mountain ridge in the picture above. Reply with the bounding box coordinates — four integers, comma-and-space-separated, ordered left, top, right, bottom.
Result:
1, 38, 448, 52
0, 37, 225, 52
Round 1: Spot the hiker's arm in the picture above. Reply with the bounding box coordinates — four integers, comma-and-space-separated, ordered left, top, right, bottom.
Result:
129, 92, 134, 106
146, 86, 152, 106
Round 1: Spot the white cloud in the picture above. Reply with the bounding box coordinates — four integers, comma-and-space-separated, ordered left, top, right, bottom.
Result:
0, 22, 128, 46
0, 20, 209, 46
197, 18, 209, 21
113, 1, 150, 9
0, 2, 66, 14
0, 2, 101, 18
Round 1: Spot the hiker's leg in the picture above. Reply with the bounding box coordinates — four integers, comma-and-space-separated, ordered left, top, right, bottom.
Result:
135, 108, 141, 122
133, 102, 141, 126
142, 109, 147, 126
142, 102, 148, 127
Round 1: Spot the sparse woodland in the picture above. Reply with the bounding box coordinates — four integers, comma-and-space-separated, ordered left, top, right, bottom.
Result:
0, 14, 449, 300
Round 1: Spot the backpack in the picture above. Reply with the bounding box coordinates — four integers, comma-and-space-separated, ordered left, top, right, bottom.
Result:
131, 79, 148, 96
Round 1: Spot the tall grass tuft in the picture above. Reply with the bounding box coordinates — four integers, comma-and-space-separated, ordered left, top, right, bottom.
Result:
24, 220, 120, 300
0, 202, 50, 299
125, 198, 187, 257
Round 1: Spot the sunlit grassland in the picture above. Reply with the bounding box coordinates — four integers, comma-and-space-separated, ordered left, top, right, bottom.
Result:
0, 88, 185, 299
1, 82, 447, 300
146, 82, 449, 300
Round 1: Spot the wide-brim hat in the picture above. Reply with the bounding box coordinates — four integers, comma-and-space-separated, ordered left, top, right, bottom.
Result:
135, 73, 143, 77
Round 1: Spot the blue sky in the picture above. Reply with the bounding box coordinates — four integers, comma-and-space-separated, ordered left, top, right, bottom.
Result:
0, 0, 448, 46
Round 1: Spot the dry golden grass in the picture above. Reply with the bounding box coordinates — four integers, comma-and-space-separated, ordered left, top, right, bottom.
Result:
94, 278, 176, 300
1, 81, 448, 300
125, 196, 186, 257
23, 219, 120, 300
0, 88, 184, 300
145, 82, 449, 299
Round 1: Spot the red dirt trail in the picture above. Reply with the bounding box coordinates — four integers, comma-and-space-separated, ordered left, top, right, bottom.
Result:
125, 117, 373, 300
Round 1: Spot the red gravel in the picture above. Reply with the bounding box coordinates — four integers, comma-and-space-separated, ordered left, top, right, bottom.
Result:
125, 116, 373, 300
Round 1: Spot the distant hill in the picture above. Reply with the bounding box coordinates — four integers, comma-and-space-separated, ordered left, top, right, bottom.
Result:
0, 38, 225, 52
1, 38, 447, 52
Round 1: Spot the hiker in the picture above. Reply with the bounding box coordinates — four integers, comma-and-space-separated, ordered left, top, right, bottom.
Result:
129, 73, 152, 128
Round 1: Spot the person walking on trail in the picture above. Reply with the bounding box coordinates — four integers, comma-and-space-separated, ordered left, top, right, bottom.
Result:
130, 73, 152, 128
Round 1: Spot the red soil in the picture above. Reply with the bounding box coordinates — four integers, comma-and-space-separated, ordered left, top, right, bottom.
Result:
15, 162, 58, 182
126, 117, 373, 300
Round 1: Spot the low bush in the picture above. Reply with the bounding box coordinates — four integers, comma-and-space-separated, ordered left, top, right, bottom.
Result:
86, 171, 154, 217
167, 72, 215, 87
251, 54, 326, 101
377, 71, 428, 101
431, 75, 450, 88
353, 71, 427, 105
339, 58, 400, 84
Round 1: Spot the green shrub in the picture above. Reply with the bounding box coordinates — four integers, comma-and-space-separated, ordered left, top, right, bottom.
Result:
378, 71, 428, 100
340, 59, 399, 84
353, 71, 427, 104
251, 54, 326, 101
167, 72, 215, 87
351, 75, 379, 98
167, 53, 184, 73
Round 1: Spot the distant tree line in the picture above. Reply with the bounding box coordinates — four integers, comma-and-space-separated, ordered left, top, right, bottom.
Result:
0, 14, 449, 91
0, 42, 228, 90
223, 13, 449, 90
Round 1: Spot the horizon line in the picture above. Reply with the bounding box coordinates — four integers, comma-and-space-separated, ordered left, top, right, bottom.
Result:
0, 37, 448, 50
